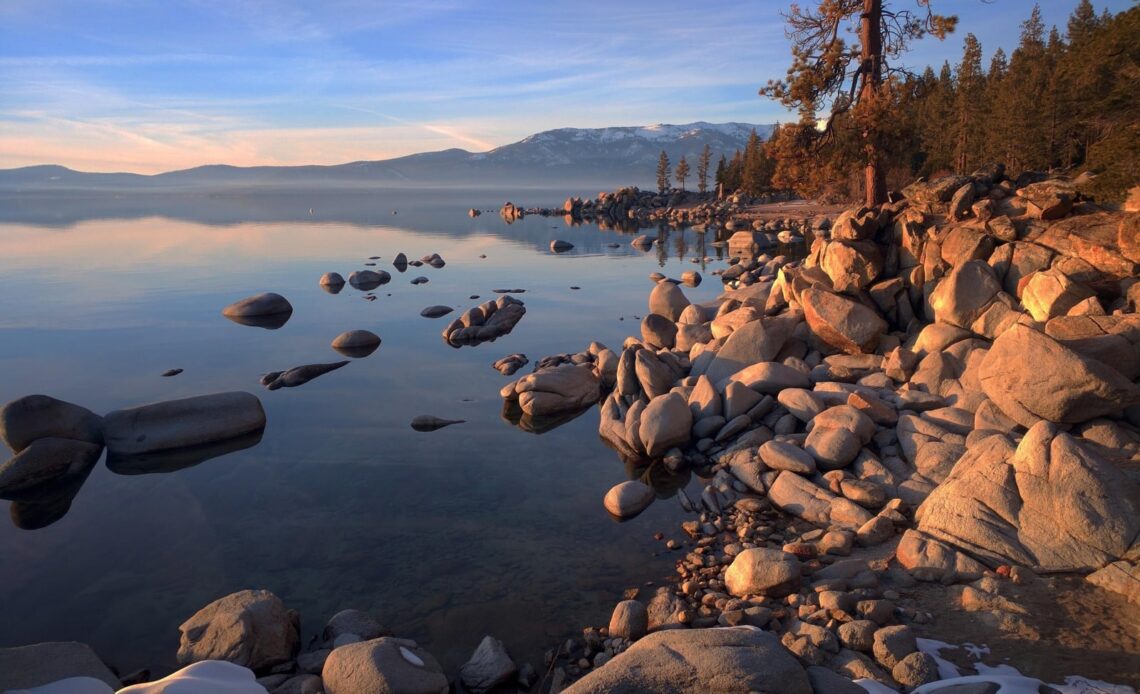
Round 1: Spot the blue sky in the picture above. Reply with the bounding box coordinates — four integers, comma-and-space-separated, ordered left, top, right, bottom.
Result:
0, 0, 1130, 173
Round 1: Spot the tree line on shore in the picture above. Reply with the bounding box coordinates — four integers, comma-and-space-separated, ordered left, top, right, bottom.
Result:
657, 1, 1137, 204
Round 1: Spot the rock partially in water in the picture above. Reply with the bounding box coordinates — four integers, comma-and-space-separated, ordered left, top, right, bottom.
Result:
0, 438, 104, 500
423, 253, 445, 268
442, 295, 526, 347
0, 642, 121, 691
410, 416, 465, 432
7, 457, 98, 530
348, 270, 391, 291
161, 368, 183, 377
177, 589, 299, 672
608, 600, 649, 640
410, 276, 429, 285
420, 305, 454, 319
261, 362, 349, 390
321, 637, 446, 694
510, 363, 599, 416
392, 253, 408, 272
319, 272, 346, 293
103, 392, 267, 457
604, 480, 654, 520
222, 293, 293, 328
492, 353, 528, 375
550, 239, 574, 253
1, 394, 103, 454
331, 330, 381, 358
459, 635, 516, 694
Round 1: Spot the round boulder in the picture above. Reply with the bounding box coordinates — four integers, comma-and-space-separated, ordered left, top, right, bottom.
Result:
724, 547, 801, 597
331, 330, 382, 358
604, 481, 654, 520
0, 394, 104, 454
322, 637, 446, 694
608, 600, 649, 640
222, 292, 292, 317
177, 589, 299, 672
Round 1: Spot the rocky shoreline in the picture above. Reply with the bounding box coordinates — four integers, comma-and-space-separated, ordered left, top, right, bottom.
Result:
2, 169, 1139, 693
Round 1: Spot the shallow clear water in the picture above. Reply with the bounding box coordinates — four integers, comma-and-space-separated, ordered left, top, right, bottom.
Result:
0, 187, 738, 675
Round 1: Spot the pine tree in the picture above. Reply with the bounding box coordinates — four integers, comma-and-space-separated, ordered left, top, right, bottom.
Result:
741, 129, 764, 194
981, 48, 1011, 164
759, 0, 956, 206
697, 144, 712, 194
953, 33, 986, 173
714, 155, 727, 191
655, 151, 671, 194
675, 156, 690, 192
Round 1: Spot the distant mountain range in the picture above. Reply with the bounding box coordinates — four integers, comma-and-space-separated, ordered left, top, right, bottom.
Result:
0, 122, 774, 191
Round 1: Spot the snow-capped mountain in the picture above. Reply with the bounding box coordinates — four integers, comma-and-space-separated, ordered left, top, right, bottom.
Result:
0, 121, 775, 190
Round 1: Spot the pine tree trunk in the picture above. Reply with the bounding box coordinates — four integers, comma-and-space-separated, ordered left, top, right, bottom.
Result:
860, 0, 887, 207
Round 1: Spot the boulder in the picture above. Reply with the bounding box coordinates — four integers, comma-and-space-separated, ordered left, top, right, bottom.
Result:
639, 392, 693, 457
608, 600, 649, 640
801, 288, 886, 355
0, 438, 103, 500
563, 627, 811, 694
319, 272, 345, 288
703, 314, 798, 385
635, 349, 677, 398
102, 392, 266, 459
0, 395, 103, 454
324, 609, 388, 642
330, 330, 381, 358
648, 282, 690, 321
818, 240, 882, 292
930, 260, 1002, 329
419, 305, 454, 319
348, 270, 391, 290
725, 362, 811, 394
1018, 180, 1075, 219
758, 440, 816, 475
604, 481, 654, 519
0, 642, 120, 691
1044, 314, 1140, 380
830, 208, 878, 241
767, 471, 873, 529
641, 314, 677, 349
980, 325, 1140, 427
550, 239, 574, 252
514, 364, 600, 416
177, 589, 299, 671
459, 636, 516, 694
222, 292, 293, 317
913, 423, 1140, 572
1020, 269, 1097, 322
322, 637, 447, 694
895, 529, 987, 582
725, 548, 802, 597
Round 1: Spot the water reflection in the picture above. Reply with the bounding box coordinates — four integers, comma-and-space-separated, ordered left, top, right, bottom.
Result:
106, 428, 265, 476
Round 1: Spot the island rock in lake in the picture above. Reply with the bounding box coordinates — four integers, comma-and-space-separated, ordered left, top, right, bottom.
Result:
221, 292, 293, 328
102, 392, 266, 458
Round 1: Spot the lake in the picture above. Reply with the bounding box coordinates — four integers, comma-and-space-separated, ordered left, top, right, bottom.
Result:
0, 187, 743, 676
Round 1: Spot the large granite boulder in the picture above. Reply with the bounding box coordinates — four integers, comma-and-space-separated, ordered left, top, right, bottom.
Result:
801, 288, 886, 355
177, 589, 299, 671
1044, 314, 1140, 379
980, 324, 1140, 427
648, 281, 690, 321
1020, 268, 1098, 322
222, 292, 293, 317
322, 637, 447, 694
0, 395, 103, 454
0, 642, 120, 691
103, 392, 267, 458
818, 240, 883, 292
724, 548, 802, 597
639, 392, 693, 458
563, 627, 811, 694
767, 471, 873, 530
604, 481, 655, 519
512, 364, 600, 416
929, 259, 1002, 330
703, 313, 799, 385
913, 423, 1140, 572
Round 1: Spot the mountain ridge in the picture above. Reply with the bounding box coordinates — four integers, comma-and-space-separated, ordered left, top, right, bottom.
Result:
0, 121, 774, 191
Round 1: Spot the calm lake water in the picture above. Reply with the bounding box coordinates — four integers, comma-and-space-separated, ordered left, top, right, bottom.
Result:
0, 187, 742, 676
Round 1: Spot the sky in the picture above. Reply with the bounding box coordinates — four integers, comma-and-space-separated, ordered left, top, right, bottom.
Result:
0, 0, 1132, 174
